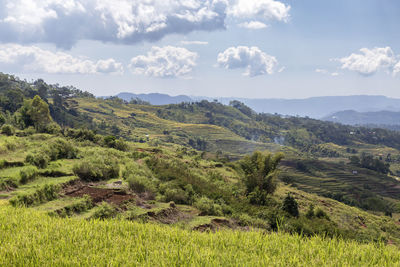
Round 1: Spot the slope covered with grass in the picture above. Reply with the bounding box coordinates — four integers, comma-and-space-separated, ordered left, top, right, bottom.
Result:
0, 204, 398, 266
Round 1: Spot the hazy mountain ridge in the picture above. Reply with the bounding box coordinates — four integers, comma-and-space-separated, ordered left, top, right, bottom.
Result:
323, 110, 400, 129
115, 93, 400, 118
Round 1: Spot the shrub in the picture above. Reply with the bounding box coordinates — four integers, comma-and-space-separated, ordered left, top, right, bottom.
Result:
127, 175, 155, 194
26, 153, 50, 169
194, 196, 223, 216
164, 188, 188, 204
46, 138, 78, 161
91, 202, 117, 220
73, 156, 120, 182
0, 113, 5, 126
19, 166, 39, 184
0, 178, 18, 191
1, 124, 15, 136
282, 193, 299, 217
115, 139, 128, 151
315, 208, 330, 220
9, 184, 59, 207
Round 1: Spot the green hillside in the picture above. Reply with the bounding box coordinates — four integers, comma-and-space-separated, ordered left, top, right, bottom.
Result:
2, 73, 400, 264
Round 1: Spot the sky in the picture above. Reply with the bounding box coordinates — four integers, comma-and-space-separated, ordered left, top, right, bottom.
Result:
0, 0, 399, 99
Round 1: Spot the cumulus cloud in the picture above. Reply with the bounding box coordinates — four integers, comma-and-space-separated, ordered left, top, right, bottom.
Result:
337, 47, 398, 76
129, 46, 198, 78
229, 0, 290, 22
315, 68, 328, 74
315, 68, 340, 76
217, 46, 279, 77
238, 21, 268, 29
0, 44, 123, 74
0, 0, 228, 49
0, 0, 290, 48
180, 40, 209, 45
393, 61, 400, 76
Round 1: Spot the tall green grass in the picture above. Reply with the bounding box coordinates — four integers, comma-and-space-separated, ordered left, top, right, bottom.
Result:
0, 205, 398, 266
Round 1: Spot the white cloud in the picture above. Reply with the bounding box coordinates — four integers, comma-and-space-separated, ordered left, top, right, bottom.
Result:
0, 44, 123, 74
238, 21, 268, 29
0, 0, 290, 48
394, 61, 400, 76
337, 47, 397, 76
0, 0, 229, 49
217, 46, 279, 77
180, 40, 209, 45
129, 46, 198, 78
315, 68, 328, 74
229, 0, 290, 22
315, 68, 340, 76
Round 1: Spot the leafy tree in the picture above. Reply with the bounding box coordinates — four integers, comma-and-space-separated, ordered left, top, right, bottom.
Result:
18, 95, 52, 132
282, 193, 299, 217
240, 151, 283, 205
241, 151, 283, 194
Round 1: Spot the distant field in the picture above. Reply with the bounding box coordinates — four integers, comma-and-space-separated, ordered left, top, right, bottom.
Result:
0, 204, 399, 266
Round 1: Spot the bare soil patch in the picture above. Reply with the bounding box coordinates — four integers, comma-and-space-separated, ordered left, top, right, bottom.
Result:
63, 181, 135, 207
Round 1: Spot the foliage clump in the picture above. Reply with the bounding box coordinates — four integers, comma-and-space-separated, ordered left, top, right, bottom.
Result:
240, 151, 283, 205
282, 193, 299, 217
194, 196, 223, 216
19, 166, 39, 184
73, 155, 120, 181
1, 124, 15, 136
91, 202, 117, 220
9, 184, 59, 207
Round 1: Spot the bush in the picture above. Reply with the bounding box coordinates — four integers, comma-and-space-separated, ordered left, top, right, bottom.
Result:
127, 175, 155, 194
1, 124, 15, 136
194, 196, 223, 216
26, 153, 50, 169
91, 202, 117, 220
282, 193, 299, 217
164, 188, 188, 204
46, 138, 78, 161
315, 208, 330, 220
0, 113, 5, 126
9, 184, 59, 207
19, 166, 39, 184
115, 139, 128, 151
73, 156, 120, 182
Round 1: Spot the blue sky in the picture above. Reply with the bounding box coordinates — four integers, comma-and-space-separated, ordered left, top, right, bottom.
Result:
0, 0, 399, 98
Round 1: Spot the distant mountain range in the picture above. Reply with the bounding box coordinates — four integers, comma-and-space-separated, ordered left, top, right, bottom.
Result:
114, 93, 400, 119
323, 110, 400, 129
116, 92, 191, 105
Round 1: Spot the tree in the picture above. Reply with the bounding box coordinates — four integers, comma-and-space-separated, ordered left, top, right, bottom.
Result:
18, 95, 53, 132
282, 193, 299, 217
241, 151, 284, 204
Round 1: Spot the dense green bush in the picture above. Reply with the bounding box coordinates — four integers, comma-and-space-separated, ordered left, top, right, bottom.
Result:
282, 193, 299, 217
46, 138, 78, 161
91, 202, 117, 220
194, 196, 223, 216
128, 175, 155, 194
1, 124, 15, 136
25, 153, 50, 169
73, 156, 120, 181
19, 166, 39, 184
65, 128, 98, 142
25, 138, 77, 168
9, 184, 59, 207
52, 195, 93, 218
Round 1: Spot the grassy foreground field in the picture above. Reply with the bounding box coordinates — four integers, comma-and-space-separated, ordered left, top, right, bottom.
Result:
0, 204, 399, 266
